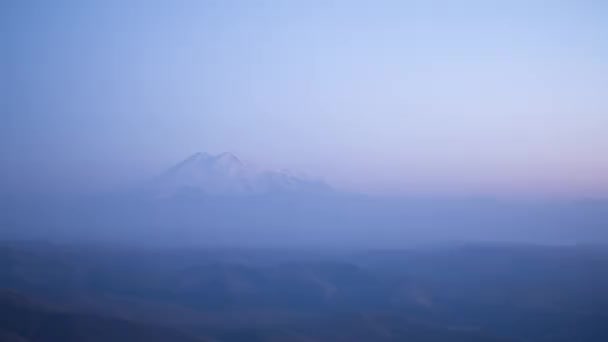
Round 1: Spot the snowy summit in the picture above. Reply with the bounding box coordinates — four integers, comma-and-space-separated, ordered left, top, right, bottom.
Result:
150, 152, 331, 197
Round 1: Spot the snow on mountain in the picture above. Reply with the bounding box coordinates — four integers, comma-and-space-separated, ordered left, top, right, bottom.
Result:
150, 152, 331, 197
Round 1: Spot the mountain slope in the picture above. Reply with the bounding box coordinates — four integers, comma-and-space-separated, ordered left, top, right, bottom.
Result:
0, 290, 207, 342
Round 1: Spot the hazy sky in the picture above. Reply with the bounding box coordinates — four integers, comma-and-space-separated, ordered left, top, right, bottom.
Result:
2, 0, 607, 196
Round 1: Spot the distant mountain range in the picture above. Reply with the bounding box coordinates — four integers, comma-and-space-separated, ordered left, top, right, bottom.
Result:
2, 152, 607, 246
147, 152, 331, 197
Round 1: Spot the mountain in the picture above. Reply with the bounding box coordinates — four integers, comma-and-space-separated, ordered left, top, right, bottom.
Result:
0, 290, 207, 342
148, 152, 331, 197
4, 242, 608, 341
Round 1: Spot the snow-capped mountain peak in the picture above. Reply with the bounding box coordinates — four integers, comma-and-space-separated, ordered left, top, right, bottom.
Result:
151, 152, 330, 197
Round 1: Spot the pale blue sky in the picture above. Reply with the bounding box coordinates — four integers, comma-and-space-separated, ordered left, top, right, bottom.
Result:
2, 0, 607, 196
